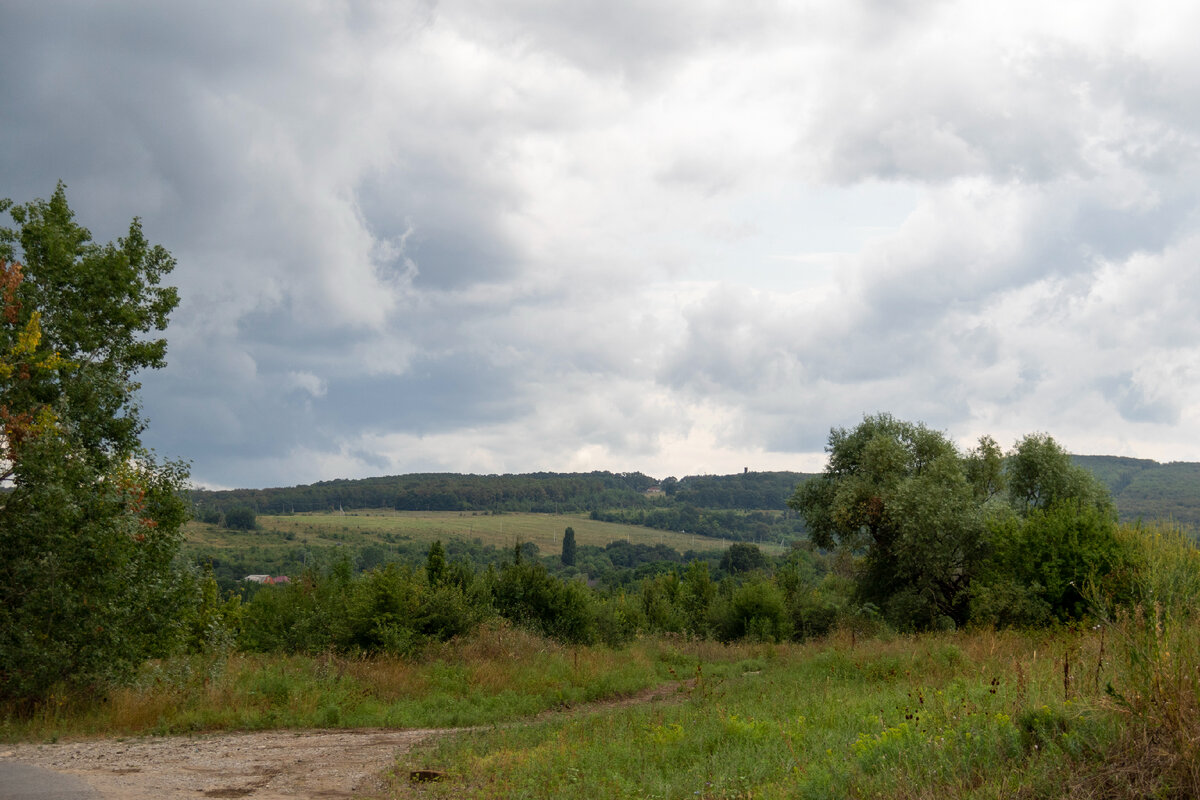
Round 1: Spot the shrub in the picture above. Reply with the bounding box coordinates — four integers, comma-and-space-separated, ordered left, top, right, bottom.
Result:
223, 506, 257, 530
716, 578, 792, 643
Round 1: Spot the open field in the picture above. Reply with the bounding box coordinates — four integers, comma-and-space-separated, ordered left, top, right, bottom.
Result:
8, 619, 1192, 799
185, 510, 784, 560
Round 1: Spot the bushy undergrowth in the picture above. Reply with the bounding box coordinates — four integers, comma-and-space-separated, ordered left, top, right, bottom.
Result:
0, 624, 737, 741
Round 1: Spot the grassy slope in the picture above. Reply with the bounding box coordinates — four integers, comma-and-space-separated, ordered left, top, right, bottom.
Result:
185, 510, 783, 568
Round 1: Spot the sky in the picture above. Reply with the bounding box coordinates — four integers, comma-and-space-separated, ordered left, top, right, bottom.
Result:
2, 1, 1199, 489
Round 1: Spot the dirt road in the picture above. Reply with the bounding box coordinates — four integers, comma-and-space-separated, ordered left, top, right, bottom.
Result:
0, 728, 449, 799
0, 680, 690, 799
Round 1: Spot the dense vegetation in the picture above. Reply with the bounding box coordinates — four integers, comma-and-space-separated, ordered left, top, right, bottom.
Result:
0, 185, 191, 709
193, 471, 664, 515
196, 416, 1145, 658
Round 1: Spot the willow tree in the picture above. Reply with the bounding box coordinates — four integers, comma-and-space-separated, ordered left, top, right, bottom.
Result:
788, 414, 990, 629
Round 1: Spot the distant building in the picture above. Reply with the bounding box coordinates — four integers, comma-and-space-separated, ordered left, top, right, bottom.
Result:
644, 485, 664, 497
245, 575, 291, 584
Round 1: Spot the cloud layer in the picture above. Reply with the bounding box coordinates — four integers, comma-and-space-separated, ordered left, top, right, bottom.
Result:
3, 1, 1198, 488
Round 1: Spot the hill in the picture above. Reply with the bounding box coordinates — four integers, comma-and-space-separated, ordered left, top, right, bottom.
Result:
1072, 455, 1200, 529
190, 470, 813, 515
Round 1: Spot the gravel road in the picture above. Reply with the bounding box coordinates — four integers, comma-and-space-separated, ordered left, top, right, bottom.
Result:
0, 728, 451, 799
0, 680, 690, 799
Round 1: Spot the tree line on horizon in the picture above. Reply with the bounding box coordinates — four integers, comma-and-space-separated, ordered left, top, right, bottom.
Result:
191, 469, 812, 516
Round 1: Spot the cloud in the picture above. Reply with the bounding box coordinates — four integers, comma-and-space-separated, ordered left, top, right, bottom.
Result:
5, 1, 1200, 487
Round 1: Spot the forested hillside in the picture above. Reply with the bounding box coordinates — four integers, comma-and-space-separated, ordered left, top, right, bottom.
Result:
193, 471, 660, 514
1073, 455, 1200, 529
191, 470, 812, 515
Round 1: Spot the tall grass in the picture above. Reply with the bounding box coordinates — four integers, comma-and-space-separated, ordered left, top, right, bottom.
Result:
1082, 522, 1200, 798
402, 629, 1117, 799
0, 624, 744, 742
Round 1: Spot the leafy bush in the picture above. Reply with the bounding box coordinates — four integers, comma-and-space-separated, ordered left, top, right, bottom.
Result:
715, 578, 792, 642
223, 506, 257, 530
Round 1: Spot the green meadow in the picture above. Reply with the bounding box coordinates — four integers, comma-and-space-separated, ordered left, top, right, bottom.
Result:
184, 509, 783, 562
396, 622, 1196, 800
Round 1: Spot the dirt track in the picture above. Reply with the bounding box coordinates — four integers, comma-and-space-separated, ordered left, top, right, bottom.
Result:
0, 728, 450, 799
0, 681, 690, 799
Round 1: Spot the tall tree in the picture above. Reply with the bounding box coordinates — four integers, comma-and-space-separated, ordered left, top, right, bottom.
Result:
1006, 433, 1111, 516
788, 414, 987, 628
425, 539, 448, 585
561, 526, 577, 567
0, 184, 189, 707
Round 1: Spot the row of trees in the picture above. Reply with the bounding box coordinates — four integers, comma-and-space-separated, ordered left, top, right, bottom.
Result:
590, 506, 805, 543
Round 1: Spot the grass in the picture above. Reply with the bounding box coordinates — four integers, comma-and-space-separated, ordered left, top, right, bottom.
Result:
385, 524, 1200, 800
6, 619, 1197, 798
393, 628, 1132, 800
0, 625, 760, 742
184, 510, 785, 565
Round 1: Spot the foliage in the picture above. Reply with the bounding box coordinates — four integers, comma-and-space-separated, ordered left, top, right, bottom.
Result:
425, 539, 448, 586
714, 577, 792, 642
719, 542, 768, 574
560, 526, 577, 566
0, 184, 178, 470
0, 185, 189, 709
491, 559, 598, 645
971, 435, 1126, 624
789, 415, 1140, 631
1007, 433, 1113, 517
788, 414, 990, 629
222, 506, 257, 530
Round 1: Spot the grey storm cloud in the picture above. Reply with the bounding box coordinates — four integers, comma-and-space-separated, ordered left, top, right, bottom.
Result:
3, 0, 1200, 487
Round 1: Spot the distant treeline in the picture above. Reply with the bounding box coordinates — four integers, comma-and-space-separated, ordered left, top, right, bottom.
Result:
590, 507, 806, 544
192, 470, 813, 517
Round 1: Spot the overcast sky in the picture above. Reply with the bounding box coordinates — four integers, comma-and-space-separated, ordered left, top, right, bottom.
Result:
3, 1, 1198, 489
